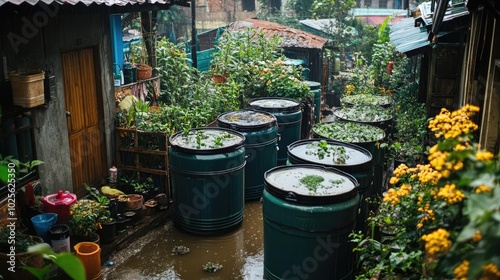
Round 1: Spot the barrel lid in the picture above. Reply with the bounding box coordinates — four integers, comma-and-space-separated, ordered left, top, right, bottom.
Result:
312, 121, 385, 144
333, 105, 393, 123
41, 190, 77, 206
217, 110, 277, 131
341, 94, 393, 107
303, 80, 321, 90
169, 127, 245, 155
264, 165, 358, 205
249, 97, 301, 112
287, 139, 373, 168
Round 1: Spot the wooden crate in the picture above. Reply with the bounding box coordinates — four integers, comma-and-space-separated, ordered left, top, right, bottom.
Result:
116, 127, 170, 202
9, 70, 45, 108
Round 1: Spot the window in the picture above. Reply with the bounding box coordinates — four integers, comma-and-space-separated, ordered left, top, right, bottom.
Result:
242, 0, 255, 12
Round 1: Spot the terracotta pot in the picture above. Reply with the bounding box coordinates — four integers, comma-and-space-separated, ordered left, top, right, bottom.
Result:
212, 74, 227, 84
125, 194, 143, 210
136, 64, 152, 80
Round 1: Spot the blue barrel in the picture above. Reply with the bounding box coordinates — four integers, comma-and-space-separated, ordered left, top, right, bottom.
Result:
263, 164, 360, 280
217, 110, 278, 201
169, 128, 246, 236
249, 98, 302, 166
312, 121, 386, 197
287, 139, 373, 234
304, 81, 322, 124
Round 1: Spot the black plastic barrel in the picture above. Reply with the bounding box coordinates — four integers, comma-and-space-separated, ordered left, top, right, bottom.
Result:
248, 98, 302, 166
304, 81, 322, 124
263, 164, 360, 280
312, 121, 386, 197
169, 128, 246, 236
287, 139, 373, 233
217, 110, 278, 201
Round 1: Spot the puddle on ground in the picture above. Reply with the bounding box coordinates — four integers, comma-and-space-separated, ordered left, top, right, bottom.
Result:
103, 200, 264, 280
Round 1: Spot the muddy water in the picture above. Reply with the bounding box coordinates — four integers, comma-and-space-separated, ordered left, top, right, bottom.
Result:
102, 201, 264, 280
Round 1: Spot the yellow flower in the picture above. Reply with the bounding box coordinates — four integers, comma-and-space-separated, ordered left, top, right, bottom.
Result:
475, 184, 492, 194
481, 263, 500, 280
389, 176, 399, 185
454, 260, 470, 279
417, 203, 435, 229
475, 151, 494, 161
437, 184, 465, 204
428, 105, 479, 139
422, 228, 451, 257
472, 230, 482, 242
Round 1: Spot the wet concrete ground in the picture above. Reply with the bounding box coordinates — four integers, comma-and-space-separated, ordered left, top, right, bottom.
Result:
102, 200, 264, 280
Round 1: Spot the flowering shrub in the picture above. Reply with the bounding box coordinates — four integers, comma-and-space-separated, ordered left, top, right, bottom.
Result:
352, 105, 500, 279
69, 199, 110, 237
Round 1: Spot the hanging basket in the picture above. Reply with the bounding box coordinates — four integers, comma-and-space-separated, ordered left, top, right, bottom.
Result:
9, 69, 45, 108
136, 64, 152, 80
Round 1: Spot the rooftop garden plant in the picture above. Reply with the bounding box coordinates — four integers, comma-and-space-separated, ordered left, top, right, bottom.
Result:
304, 140, 350, 164
333, 105, 393, 123
352, 105, 500, 279
341, 93, 393, 107
312, 121, 385, 143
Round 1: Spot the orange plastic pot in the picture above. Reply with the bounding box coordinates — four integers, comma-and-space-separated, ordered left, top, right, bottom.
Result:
74, 242, 101, 279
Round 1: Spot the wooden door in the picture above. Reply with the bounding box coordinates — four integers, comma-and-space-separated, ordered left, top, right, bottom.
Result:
62, 48, 106, 196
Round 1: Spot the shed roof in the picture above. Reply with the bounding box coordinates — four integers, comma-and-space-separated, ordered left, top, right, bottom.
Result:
389, 4, 469, 56
229, 18, 329, 50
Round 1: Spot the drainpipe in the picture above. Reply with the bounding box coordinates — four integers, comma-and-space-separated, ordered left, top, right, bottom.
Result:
191, 0, 198, 69
110, 15, 123, 77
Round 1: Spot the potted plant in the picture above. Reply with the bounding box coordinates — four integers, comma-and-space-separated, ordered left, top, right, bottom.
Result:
81, 184, 117, 244
68, 199, 109, 244
132, 99, 150, 127
387, 141, 423, 168
0, 228, 44, 280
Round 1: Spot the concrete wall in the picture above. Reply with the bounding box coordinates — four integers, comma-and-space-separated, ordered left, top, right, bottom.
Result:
0, 4, 115, 195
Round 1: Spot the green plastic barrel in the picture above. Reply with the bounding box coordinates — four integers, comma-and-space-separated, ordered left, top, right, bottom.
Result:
217, 110, 278, 201
304, 81, 322, 124
249, 98, 302, 166
263, 165, 360, 280
169, 128, 246, 236
312, 121, 386, 197
333, 105, 394, 139
287, 139, 373, 234
341, 94, 393, 108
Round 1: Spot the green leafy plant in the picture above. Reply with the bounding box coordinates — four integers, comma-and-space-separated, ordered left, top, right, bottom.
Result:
334, 105, 393, 123
22, 243, 85, 280
202, 262, 223, 272
313, 121, 385, 143
0, 228, 43, 254
305, 140, 350, 164
0, 154, 44, 181
68, 199, 110, 238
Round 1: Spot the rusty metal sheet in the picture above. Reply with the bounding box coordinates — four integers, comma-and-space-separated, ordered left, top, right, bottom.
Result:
229, 18, 329, 49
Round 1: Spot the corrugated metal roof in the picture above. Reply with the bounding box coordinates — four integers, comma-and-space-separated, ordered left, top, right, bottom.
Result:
390, 4, 469, 56
0, 0, 183, 7
229, 18, 329, 49
299, 19, 358, 38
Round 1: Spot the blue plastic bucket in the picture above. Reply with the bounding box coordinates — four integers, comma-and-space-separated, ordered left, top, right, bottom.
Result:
31, 213, 58, 243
